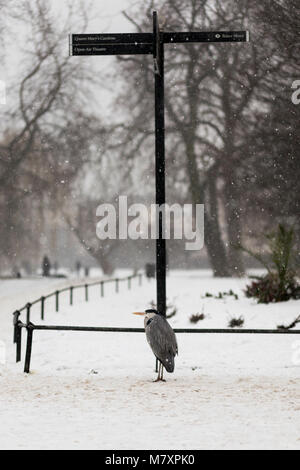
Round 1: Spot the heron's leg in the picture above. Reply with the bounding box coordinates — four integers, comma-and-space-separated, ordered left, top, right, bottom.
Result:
154, 361, 166, 382
154, 361, 161, 382
158, 362, 162, 380
160, 364, 166, 382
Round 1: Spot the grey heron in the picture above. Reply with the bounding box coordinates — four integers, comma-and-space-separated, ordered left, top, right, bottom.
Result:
133, 309, 178, 381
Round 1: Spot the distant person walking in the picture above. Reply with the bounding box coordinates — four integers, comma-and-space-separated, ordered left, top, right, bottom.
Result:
12, 265, 21, 278
42, 256, 51, 277
75, 260, 81, 276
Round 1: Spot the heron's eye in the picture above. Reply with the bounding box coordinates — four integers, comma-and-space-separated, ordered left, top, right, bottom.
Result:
146, 318, 153, 326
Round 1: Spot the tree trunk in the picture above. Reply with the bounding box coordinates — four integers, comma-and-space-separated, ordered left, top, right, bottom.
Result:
223, 176, 245, 276
205, 174, 230, 277
185, 139, 229, 276
94, 252, 114, 276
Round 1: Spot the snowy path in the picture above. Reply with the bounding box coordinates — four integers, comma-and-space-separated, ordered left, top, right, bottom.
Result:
0, 271, 299, 449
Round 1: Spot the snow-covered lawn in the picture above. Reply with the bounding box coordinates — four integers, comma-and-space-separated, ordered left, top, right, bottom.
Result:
0, 271, 299, 450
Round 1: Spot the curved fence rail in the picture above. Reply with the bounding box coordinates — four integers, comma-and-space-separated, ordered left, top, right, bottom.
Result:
12, 272, 144, 370
12, 272, 143, 325
12, 271, 300, 374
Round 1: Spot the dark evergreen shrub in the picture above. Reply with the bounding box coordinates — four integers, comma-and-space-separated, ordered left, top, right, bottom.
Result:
245, 272, 300, 303
241, 225, 300, 303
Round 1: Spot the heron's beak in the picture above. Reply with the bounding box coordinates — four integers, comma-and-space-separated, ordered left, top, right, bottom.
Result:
133, 311, 146, 316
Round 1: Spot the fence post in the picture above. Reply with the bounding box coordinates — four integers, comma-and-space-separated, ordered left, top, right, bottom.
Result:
128, 276, 131, 290
70, 286, 73, 305
41, 296, 45, 320
13, 311, 21, 343
24, 324, 34, 373
55, 291, 59, 312
85, 284, 88, 302
101, 281, 104, 297
115, 278, 119, 293
26, 303, 32, 324
16, 322, 22, 363
138, 273, 142, 286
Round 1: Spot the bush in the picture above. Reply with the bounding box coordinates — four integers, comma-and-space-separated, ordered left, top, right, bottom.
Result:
245, 272, 300, 303
241, 224, 300, 303
203, 290, 239, 300
228, 316, 244, 328
189, 313, 205, 323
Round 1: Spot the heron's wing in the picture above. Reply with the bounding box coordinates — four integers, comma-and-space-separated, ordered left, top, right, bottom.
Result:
145, 316, 178, 360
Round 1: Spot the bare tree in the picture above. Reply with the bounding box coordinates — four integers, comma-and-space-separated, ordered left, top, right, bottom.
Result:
0, 0, 94, 185
237, 0, 300, 254
63, 152, 136, 275
0, 0, 103, 271
65, 199, 116, 276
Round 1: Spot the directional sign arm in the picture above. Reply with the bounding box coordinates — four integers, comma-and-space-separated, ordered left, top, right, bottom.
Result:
70, 43, 153, 56
163, 31, 250, 43
71, 33, 153, 44
69, 33, 153, 56
70, 31, 250, 46
69, 30, 250, 56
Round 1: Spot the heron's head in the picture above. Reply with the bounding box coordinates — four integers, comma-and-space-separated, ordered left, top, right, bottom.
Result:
133, 309, 160, 328
133, 308, 161, 317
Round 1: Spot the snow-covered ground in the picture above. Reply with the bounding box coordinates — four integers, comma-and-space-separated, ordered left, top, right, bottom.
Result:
0, 270, 299, 450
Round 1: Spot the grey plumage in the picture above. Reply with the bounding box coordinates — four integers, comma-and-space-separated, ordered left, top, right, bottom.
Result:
144, 312, 178, 373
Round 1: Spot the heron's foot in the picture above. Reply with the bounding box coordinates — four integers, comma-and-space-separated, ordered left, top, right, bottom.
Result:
153, 377, 166, 382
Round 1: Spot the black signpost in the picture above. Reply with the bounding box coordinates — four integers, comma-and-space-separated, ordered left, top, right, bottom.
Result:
69, 11, 249, 317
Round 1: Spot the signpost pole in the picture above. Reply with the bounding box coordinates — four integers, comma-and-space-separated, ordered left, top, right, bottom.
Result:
153, 11, 166, 317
